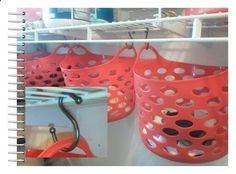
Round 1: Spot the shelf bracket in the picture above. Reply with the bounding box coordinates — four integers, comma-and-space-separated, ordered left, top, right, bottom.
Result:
87, 27, 92, 40
192, 18, 202, 38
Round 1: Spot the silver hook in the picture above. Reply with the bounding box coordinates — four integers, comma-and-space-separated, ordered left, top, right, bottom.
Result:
145, 27, 149, 50
49, 93, 83, 152
125, 31, 135, 49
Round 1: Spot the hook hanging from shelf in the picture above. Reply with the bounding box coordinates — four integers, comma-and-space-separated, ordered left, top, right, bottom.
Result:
125, 31, 135, 49
145, 27, 149, 50
49, 93, 83, 152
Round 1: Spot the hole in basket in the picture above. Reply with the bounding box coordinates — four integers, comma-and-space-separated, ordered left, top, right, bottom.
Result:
67, 65, 72, 69
140, 84, 150, 92
177, 139, 192, 147
88, 60, 97, 66
144, 69, 152, 77
109, 97, 119, 104
99, 79, 109, 85
142, 102, 152, 111
76, 62, 84, 68
207, 97, 222, 106
192, 86, 210, 96
176, 98, 194, 107
149, 95, 164, 105
145, 122, 154, 130
191, 109, 208, 118
188, 149, 204, 157
88, 72, 99, 78
175, 120, 193, 128
182, 75, 193, 80
163, 146, 178, 155
117, 90, 125, 96
142, 128, 147, 135
212, 147, 222, 154
153, 134, 167, 143
125, 67, 131, 72
109, 85, 119, 91
222, 85, 228, 92
49, 73, 57, 78
125, 106, 132, 113
124, 81, 132, 86
109, 70, 117, 76
81, 81, 89, 86
193, 68, 206, 76
189, 130, 206, 138
157, 67, 167, 74
218, 106, 228, 115
56, 67, 61, 72
44, 80, 51, 85
118, 102, 127, 109
160, 86, 177, 96
163, 128, 179, 136
57, 78, 64, 83
107, 106, 112, 112
153, 115, 165, 124
174, 67, 185, 74
202, 139, 217, 146
35, 75, 43, 80
216, 126, 227, 134
30, 81, 36, 86
110, 109, 119, 116
165, 75, 175, 81
136, 91, 142, 98
204, 118, 217, 127
146, 139, 156, 148
117, 75, 125, 81
161, 108, 178, 116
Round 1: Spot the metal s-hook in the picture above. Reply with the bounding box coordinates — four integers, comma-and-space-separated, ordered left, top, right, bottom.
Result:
145, 27, 149, 50
125, 31, 135, 49
49, 93, 83, 152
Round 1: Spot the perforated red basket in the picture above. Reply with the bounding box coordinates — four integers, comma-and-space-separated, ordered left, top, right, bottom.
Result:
60, 45, 136, 122
133, 45, 228, 163
18, 45, 68, 87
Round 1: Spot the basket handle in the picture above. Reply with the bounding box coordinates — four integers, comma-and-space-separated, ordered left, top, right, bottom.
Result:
113, 45, 137, 61
52, 44, 70, 54
136, 45, 161, 62
67, 44, 92, 55
38, 136, 94, 158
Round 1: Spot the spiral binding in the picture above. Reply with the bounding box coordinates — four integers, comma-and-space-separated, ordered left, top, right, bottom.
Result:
8, 10, 26, 163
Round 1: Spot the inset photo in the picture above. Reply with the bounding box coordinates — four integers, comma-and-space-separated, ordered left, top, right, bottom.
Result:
24, 87, 107, 159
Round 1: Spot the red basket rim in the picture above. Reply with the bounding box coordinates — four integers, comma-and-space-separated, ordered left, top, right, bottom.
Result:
134, 45, 228, 83
60, 45, 137, 72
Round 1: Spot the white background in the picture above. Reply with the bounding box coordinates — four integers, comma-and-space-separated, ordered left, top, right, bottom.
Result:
0, 0, 235, 173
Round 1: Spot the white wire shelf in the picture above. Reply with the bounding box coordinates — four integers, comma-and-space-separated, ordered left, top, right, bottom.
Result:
25, 87, 107, 107
18, 12, 228, 43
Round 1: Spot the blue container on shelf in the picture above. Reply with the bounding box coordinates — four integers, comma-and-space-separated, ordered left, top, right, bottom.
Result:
95, 8, 114, 22
48, 8, 72, 19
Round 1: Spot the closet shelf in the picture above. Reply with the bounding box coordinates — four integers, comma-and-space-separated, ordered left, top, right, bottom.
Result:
19, 12, 228, 43
26, 87, 107, 107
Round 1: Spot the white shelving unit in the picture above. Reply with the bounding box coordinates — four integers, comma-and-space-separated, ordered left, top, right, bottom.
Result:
19, 12, 228, 44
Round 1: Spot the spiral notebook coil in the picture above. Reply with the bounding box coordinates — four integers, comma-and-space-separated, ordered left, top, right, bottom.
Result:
8, 10, 26, 163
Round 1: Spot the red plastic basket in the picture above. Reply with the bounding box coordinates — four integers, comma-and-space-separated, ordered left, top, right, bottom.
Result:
60, 45, 136, 122
185, 8, 228, 16
18, 45, 68, 87
133, 45, 228, 163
